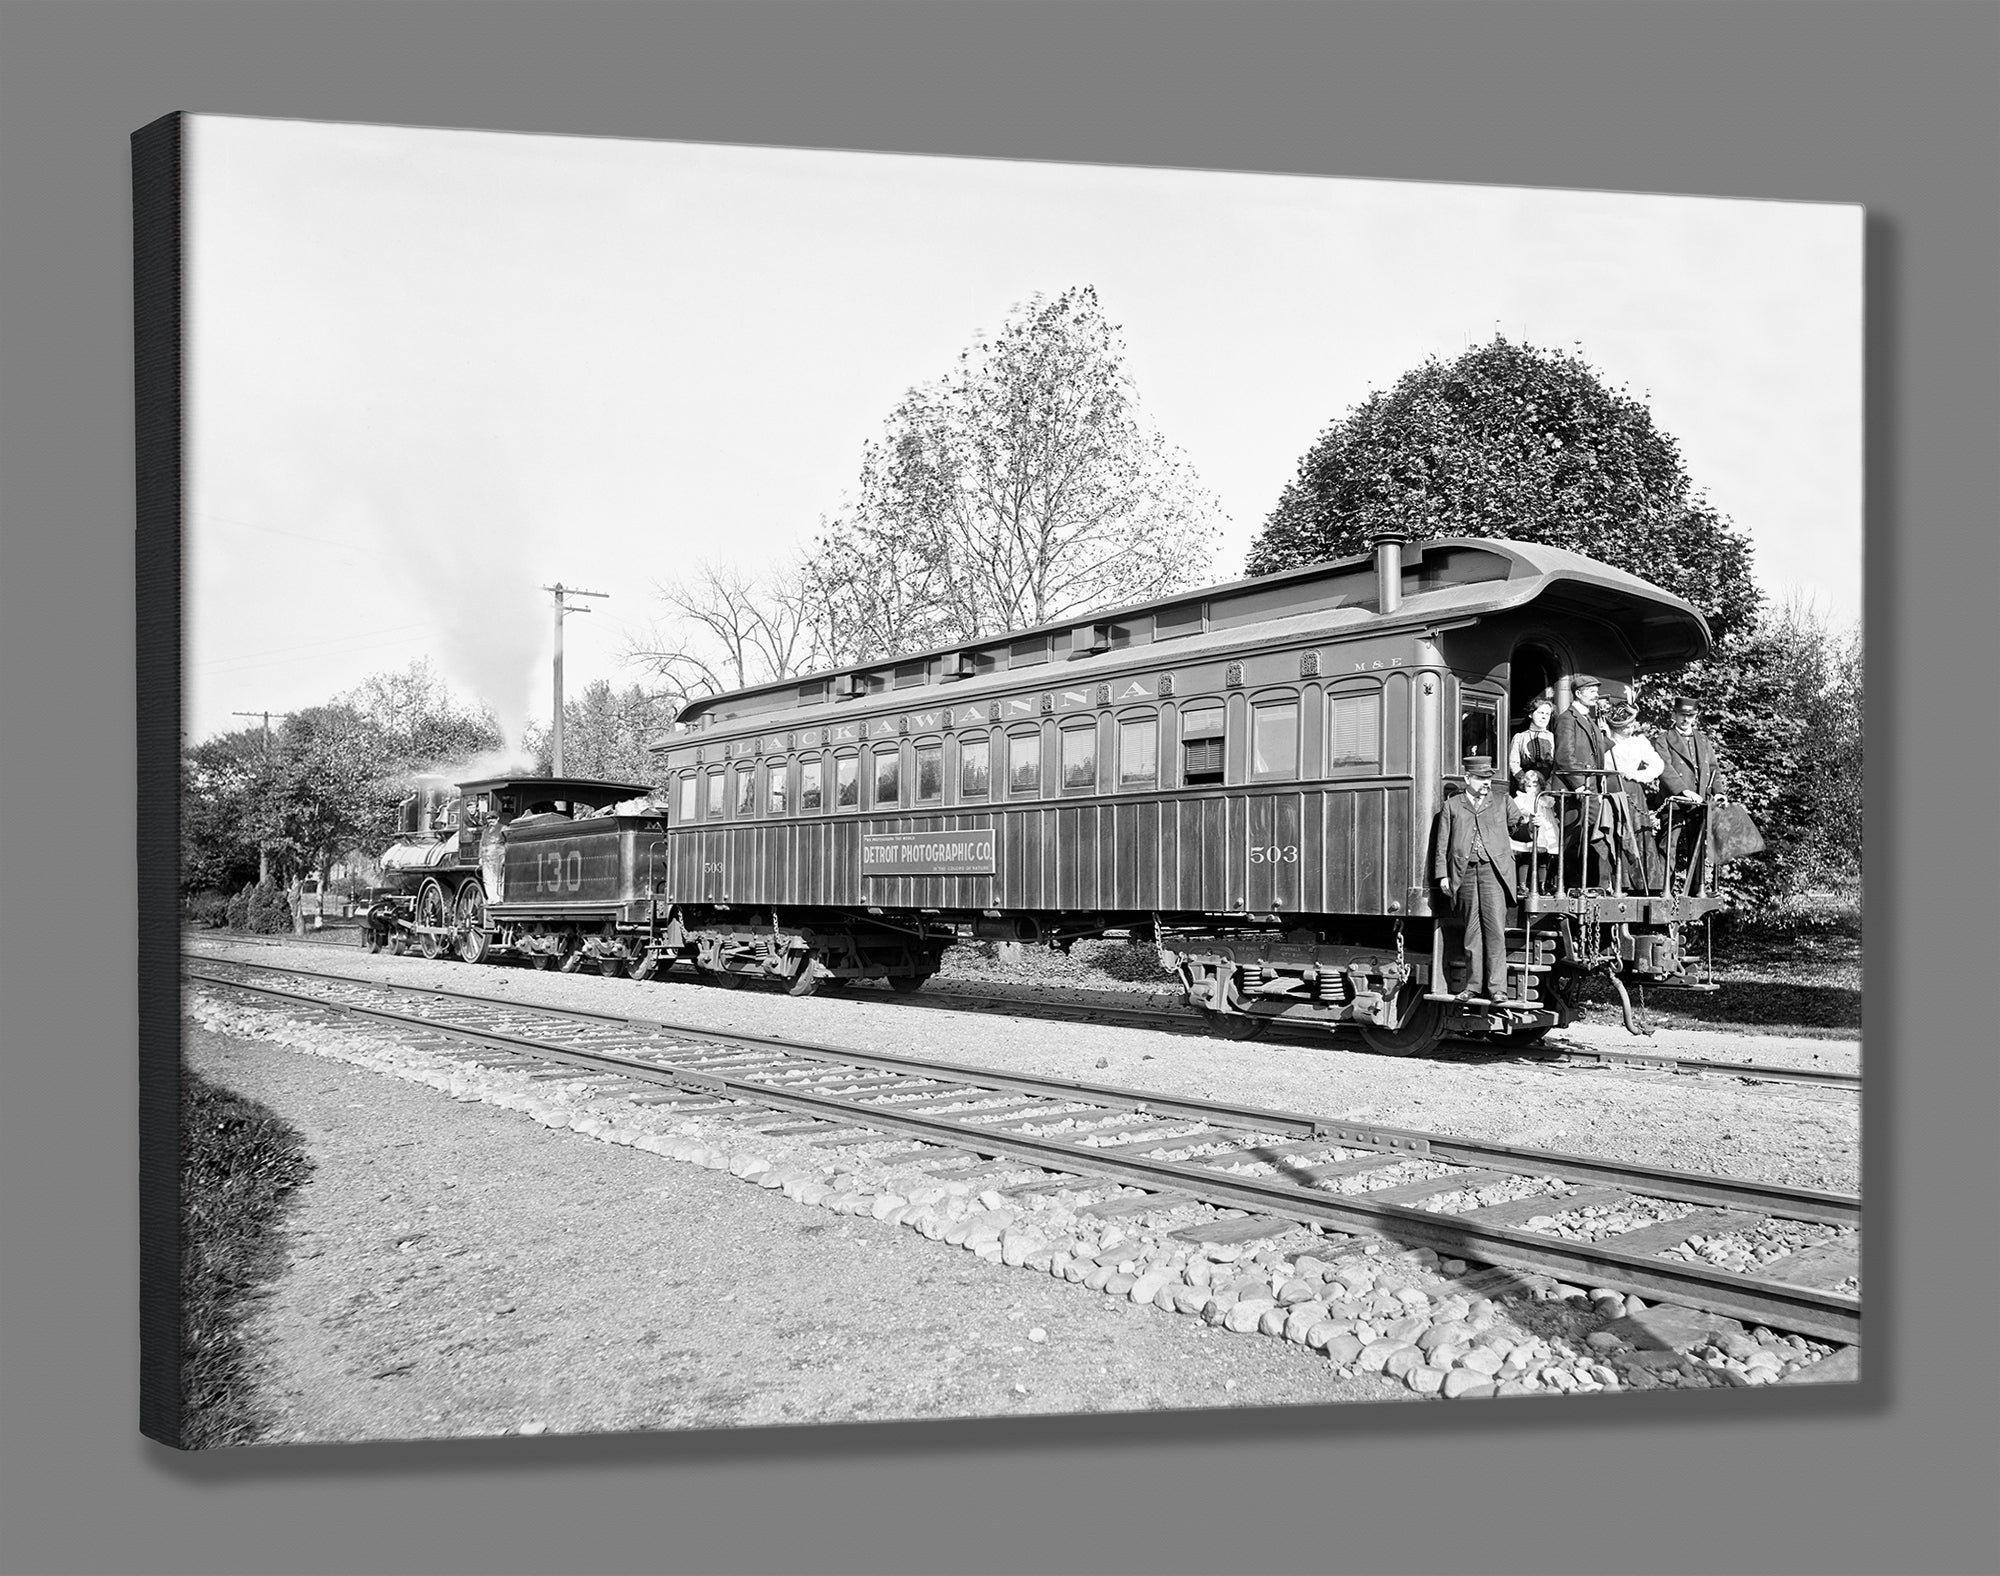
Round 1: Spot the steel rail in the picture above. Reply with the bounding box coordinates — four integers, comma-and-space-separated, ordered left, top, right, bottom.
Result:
189, 966, 1861, 1343
190, 957, 1859, 1226
191, 937, 1860, 1087
911, 987, 1862, 1092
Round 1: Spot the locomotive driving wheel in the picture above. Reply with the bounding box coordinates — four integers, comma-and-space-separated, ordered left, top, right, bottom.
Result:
454, 882, 491, 965
414, 879, 450, 960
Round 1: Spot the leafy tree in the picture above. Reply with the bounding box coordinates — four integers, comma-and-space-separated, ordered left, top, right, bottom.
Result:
181, 728, 268, 893
521, 680, 679, 784
341, 659, 506, 771
253, 705, 403, 885
1662, 603, 1862, 910
807, 286, 1224, 660
180, 664, 512, 899
1249, 336, 1760, 645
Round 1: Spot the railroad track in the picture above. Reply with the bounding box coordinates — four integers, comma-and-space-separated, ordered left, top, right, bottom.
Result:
904, 985, 1862, 1092
194, 933, 1859, 1091
186, 956, 1861, 1345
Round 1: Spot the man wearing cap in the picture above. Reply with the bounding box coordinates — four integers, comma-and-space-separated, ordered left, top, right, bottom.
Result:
1654, 697, 1724, 893
1433, 756, 1531, 1002
1553, 674, 1614, 884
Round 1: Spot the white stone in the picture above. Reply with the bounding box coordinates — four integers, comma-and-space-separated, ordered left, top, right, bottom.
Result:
1003, 1233, 1048, 1268
1358, 1340, 1401, 1372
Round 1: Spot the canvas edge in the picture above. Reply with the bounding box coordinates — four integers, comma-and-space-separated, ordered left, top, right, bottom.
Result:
135, 108, 188, 1450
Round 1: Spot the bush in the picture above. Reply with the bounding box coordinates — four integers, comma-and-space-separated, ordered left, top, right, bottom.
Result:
186, 890, 231, 928
224, 885, 253, 929
180, 1065, 313, 1447
245, 881, 293, 934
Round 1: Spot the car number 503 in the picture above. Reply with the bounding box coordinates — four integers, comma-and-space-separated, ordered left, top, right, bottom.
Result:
1247, 844, 1300, 864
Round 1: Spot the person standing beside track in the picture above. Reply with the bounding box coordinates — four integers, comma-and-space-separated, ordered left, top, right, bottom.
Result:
1434, 755, 1531, 1002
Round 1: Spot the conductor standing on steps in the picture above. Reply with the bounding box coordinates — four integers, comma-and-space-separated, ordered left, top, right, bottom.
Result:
1434, 755, 1530, 1002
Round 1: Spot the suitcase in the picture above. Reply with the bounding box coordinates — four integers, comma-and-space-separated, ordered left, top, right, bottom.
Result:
1710, 802, 1766, 862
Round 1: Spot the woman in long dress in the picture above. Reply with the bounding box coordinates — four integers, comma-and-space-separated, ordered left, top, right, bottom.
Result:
1604, 704, 1668, 891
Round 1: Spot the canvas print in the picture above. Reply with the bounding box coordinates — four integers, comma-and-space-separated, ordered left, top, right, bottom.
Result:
140, 114, 1863, 1447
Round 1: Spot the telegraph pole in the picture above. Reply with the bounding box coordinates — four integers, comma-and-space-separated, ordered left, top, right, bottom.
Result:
540, 584, 608, 776
232, 708, 288, 883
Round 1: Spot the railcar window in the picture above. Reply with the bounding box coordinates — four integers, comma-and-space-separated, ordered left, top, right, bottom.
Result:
1008, 731, 1041, 795
705, 770, 726, 819
1251, 699, 1300, 781
873, 745, 901, 807
734, 765, 756, 817
893, 660, 927, 690
960, 735, 991, 797
1118, 716, 1158, 787
677, 775, 696, 823
1328, 689, 1383, 771
835, 755, 860, 809
1460, 696, 1500, 770
767, 764, 789, 816
1181, 702, 1225, 786
1060, 724, 1096, 792
915, 742, 943, 803
800, 759, 824, 812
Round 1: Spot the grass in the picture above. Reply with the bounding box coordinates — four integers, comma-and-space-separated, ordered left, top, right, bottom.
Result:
1575, 914, 1863, 1038
180, 1065, 314, 1448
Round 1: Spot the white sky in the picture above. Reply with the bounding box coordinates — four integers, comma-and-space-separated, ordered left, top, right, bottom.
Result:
185, 115, 1862, 747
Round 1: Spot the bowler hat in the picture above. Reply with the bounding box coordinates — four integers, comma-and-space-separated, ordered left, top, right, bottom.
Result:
1462, 755, 1497, 780
1672, 697, 1700, 718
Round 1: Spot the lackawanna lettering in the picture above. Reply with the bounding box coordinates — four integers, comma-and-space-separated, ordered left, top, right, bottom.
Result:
860, 829, 996, 875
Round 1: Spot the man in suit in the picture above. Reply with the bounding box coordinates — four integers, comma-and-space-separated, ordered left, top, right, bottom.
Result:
1653, 696, 1724, 894
1433, 755, 1531, 1002
1551, 674, 1614, 886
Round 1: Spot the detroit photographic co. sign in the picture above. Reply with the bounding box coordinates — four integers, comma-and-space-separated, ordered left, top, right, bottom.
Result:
860, 828, 997, 876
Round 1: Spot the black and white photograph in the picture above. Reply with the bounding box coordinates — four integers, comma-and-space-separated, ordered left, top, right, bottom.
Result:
156, 113, 1863, 1448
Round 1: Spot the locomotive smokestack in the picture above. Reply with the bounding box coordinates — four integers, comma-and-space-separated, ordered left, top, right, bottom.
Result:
1372, 527, 1409, 615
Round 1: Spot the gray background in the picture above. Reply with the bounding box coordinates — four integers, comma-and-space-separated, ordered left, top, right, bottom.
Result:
2, 2, 1993, 1572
